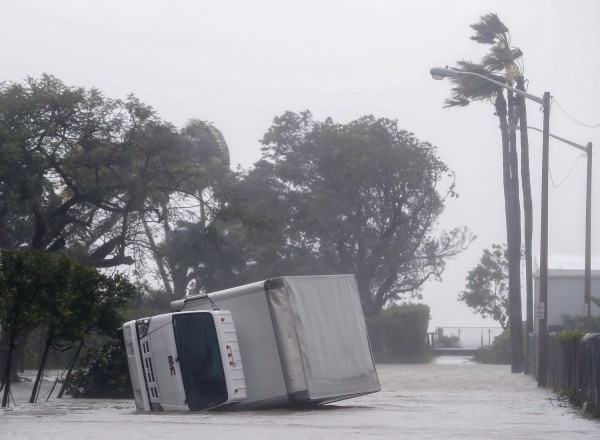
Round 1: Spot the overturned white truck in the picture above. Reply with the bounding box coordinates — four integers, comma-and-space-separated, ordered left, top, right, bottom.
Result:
122, 274, 380, 412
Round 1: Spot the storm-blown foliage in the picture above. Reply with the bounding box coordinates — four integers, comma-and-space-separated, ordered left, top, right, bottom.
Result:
0, 75, 226, 269
0, 249, 136, 407
440, 13, 528, 373
0, 76, 239, 400
237, 111, 472, 316
65, 337, 133, 399
140, 118, 236, 299
0, 75, 474, 391
459, 244, 510, 330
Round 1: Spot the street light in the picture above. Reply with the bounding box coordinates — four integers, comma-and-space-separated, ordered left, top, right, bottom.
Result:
429, 67, 545, 104
519, 126, 593, 327
430, 66, 552, 387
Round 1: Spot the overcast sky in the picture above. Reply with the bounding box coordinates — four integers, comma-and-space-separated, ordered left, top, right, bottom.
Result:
4, 0, 600, 330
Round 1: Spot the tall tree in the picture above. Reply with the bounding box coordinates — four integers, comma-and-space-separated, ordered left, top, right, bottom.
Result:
239, 111, 472, 316
140, 119, 240, 298
515, 76, 534, 373
476, 12, 533, 372
0, 250, 49, 407
442, 13, 526, 372
0, 249, 134, 407
28, 258, 136, 403
0, 75, 216, 266
0, 75, 234, 379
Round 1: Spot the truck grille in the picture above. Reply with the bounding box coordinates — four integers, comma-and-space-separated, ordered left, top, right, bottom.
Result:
144, 357, 156, 383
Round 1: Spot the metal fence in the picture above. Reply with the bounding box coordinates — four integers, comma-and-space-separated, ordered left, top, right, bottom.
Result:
432, 327, 503, 348
532, 333, 600, 415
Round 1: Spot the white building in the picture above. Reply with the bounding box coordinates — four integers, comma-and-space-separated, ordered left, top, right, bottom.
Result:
533, 268, 600, 330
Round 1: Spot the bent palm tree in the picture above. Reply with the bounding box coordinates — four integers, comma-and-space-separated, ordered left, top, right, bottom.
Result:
443, 13, 528, 373
474, 13, 532, 373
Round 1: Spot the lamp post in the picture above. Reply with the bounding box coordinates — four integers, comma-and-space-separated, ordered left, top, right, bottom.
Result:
430, 67, 551, 386
520, 126, 593, 327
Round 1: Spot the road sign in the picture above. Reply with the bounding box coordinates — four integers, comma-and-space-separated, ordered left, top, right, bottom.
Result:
535, 302, 545, 319
582, 303, 590, 317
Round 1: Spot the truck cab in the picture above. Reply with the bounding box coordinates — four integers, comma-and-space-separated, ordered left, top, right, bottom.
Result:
122, 310, 246, 411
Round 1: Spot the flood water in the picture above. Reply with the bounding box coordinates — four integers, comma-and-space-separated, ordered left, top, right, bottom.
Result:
2, 358, 599, 439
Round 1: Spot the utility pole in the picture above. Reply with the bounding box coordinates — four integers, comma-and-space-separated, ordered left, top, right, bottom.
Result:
538, 91, 551, 388
584, 142, 593, 329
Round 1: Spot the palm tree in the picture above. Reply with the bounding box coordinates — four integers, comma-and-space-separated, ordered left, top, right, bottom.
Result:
474, 13, 532, 373
516, 76, 534, 373
443, 13, 528, 372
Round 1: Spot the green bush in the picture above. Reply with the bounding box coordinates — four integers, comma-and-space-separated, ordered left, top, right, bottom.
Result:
561, 314, 600, 333
64, 289, 171, 399
555, 329, 584, 344
437, 334, 461, 348
65, 337, 132, 399
366, 304, 433, 363
473, 330, 511, 364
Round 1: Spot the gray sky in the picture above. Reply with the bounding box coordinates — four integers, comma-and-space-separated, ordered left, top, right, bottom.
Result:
4, 0, 600, 329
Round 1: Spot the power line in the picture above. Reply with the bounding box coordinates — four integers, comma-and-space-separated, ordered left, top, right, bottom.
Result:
549, 153, 585, 188
553, 99, 600, 128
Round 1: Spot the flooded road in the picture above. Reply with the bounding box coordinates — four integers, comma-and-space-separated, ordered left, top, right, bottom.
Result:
2, 358, 598, 439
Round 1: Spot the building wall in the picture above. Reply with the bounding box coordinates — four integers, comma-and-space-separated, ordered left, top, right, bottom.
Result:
534, 269, 600, 330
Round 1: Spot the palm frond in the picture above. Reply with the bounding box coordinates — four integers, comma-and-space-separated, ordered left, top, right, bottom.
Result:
470, 13, 509, 44
446, 60, 506, 103
482, 46, 523, 72
443, 97, 470, 108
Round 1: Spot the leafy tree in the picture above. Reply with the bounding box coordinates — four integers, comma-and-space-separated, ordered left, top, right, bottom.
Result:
0, 76, 237, 377
0, 248, 136, 406
125, 286, 172, 320
139, 119, 241, 298
32, 262, 136, 402
225, 159, 303, 285
459, 244, 510, 330
440, 13, 527, 372
0, 76, 224, 267
238, 111, 472, 315
0, 249, 51, 406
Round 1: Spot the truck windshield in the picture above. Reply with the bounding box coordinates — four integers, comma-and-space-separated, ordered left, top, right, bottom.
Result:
172, 313, 227, 411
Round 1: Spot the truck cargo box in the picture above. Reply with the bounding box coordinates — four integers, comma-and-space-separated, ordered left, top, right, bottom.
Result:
171, 274, 380, 408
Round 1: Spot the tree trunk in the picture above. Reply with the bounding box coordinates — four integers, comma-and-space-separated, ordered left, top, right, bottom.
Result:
29, 330, 52, 403
1, 332, 26, 383
517, 77, 534, 374
508, 90, 524, 373
496, 92, 523, 373
1, 334, 16, 408
0, 332, 12, 387
57, 340, 84, 399
142, 217, 174, 297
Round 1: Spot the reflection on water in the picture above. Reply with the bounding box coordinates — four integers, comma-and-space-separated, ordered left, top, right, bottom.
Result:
432, 355, 474, 365
2, 360, 599, 439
